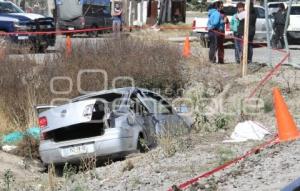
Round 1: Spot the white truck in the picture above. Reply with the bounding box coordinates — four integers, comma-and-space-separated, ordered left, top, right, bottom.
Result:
287, 4, 300, 44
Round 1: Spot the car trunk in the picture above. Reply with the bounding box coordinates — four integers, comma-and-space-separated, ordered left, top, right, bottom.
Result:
38, 92, 124, 142
44, 122, 105, 142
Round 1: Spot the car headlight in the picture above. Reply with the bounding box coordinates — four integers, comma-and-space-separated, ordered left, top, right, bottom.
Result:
14, 22, 30, 31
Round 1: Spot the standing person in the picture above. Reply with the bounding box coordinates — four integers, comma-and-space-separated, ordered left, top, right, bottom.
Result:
218, 1, 229, 64
112, 3, 122, 37
207, 1, 222, 63
230, 2, 244, 64
272, 3, 287, 49
237, 2, 257, 64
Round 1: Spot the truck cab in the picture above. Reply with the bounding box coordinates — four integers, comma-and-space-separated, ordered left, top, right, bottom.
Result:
56, 0, 112, 37
0, 0, 56, 52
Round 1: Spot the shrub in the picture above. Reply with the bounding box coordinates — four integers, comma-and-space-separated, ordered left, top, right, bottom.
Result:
13, 135, 40, 159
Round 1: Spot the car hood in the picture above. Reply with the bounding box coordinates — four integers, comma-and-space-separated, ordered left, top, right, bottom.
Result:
0, 13, 45, 22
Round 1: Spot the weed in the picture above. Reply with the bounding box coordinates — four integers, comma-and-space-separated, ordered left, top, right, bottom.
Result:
263, 98, 273, 113
48, 164, 57, 191
213, 113, 230, 131
216, 147, 235, 165
122, 160, 134, 172
13, 135, 40, 159
157, 122, 190, 157
63, 162, 77, 180
79, 154, 97, 180
2, 169, 15, 191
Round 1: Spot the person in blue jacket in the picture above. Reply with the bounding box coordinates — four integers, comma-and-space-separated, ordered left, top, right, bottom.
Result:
207, 1, 224, 63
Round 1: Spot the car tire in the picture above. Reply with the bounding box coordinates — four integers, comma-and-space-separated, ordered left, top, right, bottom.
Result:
37, 45, 48, 53
88, 25, 98, 38
137, 135, 147, 153
47, 164, 64, 177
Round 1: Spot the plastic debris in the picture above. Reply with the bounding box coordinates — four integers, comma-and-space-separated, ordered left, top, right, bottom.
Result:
1, 127, 40, 145
2, 145, 17, 152
223, 121, 271, 143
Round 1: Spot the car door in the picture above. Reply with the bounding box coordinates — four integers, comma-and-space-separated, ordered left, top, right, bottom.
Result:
102, 5, 112, 28
130, 91, 156, 145
140, 91, 186, 135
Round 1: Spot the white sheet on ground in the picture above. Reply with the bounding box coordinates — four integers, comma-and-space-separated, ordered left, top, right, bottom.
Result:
223, 121, 270, 143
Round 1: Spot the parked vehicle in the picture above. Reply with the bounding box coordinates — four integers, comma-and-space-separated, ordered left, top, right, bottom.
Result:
0, 0, 56, 52
287, 4, 300, 44
268, 2, 287, 15
37, 87, 190, 165
192, 3, 269, 47
56, 0, 112, 37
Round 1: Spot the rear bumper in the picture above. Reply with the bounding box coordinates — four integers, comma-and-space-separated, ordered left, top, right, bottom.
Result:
39, 132, 135, 165
57, 20, 85, 31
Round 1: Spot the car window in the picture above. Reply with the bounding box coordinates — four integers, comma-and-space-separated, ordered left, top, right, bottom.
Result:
142, 92, 172, 114
291, 7, 300, 15
0, 2, 24, 13
130, 97, 148, 115
268, 4, 281, 8
223, 6, 237, 16
256, 7, 265, 18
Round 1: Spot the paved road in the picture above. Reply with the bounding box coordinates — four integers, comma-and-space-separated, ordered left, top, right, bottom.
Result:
195, 43, 300, 67
7, 34, 300, 68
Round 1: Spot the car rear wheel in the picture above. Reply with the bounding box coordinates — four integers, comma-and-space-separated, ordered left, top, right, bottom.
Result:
137, 134, 147, 153
88, 25, 98, 38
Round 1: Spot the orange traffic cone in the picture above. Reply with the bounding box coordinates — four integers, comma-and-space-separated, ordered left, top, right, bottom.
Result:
65, 34, 72, 57
182, 35, 191, 58
273, 87, 300, 142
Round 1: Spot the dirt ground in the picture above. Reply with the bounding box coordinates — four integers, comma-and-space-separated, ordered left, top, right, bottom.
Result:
1, 31, 300, 191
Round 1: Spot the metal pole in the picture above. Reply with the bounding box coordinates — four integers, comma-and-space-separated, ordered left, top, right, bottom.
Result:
242, 0, 251, 77
264, 0, 272, 67
140, 0, 143, 25
129, 1, 132, 27
284, 0, 292, 64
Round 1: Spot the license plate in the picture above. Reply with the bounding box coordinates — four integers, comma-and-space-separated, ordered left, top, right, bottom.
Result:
62, 144, 94, 157
18, 36, 29, 40
68, 27, 75, 30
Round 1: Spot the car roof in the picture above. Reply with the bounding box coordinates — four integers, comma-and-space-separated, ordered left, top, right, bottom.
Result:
71, 87, 160, 102
223, 3, 264, 9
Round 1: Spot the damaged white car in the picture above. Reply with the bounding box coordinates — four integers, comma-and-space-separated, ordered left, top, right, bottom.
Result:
37, 87, 190, 165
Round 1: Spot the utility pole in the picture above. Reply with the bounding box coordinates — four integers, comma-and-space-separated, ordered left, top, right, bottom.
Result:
264, 0, 272, 67
242, 0, 250, 77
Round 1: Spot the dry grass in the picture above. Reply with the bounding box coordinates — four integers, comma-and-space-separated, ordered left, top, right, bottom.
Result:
13, 135, 40, 159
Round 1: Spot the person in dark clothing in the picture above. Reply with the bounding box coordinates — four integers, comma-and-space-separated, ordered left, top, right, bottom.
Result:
272, 3, 287, 49
218, 2, 229, 64
207, 1, 223, 63
237, 2, 257, 64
